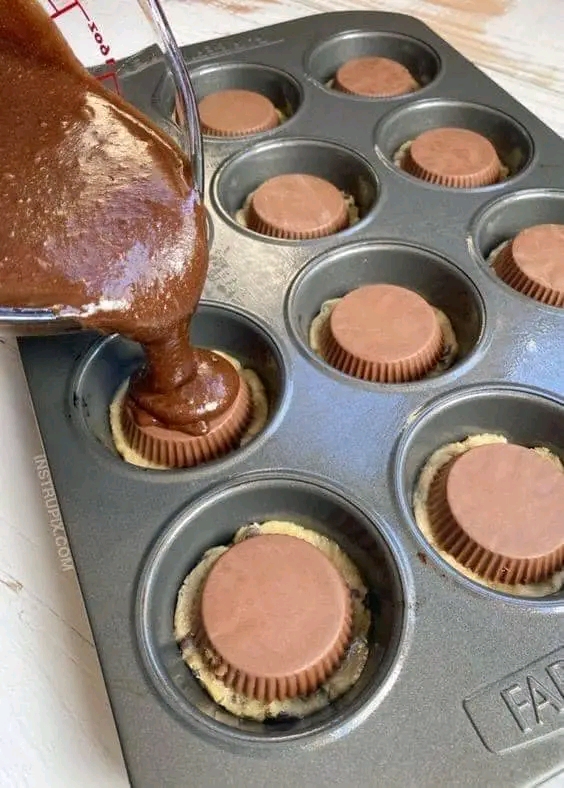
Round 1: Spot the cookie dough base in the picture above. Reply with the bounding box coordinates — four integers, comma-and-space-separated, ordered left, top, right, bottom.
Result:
109, 351, 268, 470
414, 433, 564, 596
309, 297, 458, 377
235, 190, 360, 230
487, 239, 510, 267
392, 140, 510, 181
174, 520, 371, 722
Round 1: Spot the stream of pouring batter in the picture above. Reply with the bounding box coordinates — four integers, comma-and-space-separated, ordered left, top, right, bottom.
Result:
0, 0, 239, 435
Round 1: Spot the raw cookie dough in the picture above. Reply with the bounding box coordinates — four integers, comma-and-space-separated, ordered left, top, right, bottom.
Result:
487, 239, 510, 267
174, 520, 371, 722
110, 351, 268, 470
413, 433, 564, 596
309, 297, 458, 377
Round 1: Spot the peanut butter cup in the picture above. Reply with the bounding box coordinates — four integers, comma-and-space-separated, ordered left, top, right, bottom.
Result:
246, 173, 349, 239
334, 56, 418, 97
493, 224, 564, 307
118, 351, 252, 468
319, 284, 444, 382
198, 89, 279, 137
426, 442, 564, 584
195, 533, 352, 702
403, 127, 501, 187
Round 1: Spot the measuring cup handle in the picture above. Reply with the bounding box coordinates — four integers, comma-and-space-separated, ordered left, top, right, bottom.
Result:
137, 0, 204, 196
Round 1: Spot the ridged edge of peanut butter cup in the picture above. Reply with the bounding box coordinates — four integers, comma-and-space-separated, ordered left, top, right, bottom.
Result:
120, 375, 252, 468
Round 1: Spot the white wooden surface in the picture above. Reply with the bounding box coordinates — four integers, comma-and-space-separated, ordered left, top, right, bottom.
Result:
1, 2, 564, 786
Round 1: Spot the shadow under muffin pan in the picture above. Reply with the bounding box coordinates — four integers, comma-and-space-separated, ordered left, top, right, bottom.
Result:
286, 240, 485, 384
16, 10, 564, 788
70, 302, 288, 473
375, 98, 533, 186
136, 474, 411, 748
305, 30, 441, 97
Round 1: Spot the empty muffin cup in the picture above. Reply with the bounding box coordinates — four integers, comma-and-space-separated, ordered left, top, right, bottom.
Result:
198, 89, 280, 137
194, 533, 353, 703
314, 284, 445, 382
334, 56, 418, 97
402, 127, 501, 188
245, 173, 350, 239
420, 438, 564, 586
492, 223, 564, 307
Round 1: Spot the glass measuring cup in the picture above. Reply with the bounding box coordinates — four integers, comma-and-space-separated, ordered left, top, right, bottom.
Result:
0, 0, 203, 334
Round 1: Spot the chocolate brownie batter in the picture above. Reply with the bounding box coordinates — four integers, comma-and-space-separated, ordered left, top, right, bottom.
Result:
0, 0, 234, 437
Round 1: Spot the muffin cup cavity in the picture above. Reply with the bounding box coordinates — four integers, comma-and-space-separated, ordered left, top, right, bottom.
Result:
70, 303, 288, 474
211, 138, 379, 244
374, 99, 533, 187
192, 63, 303, 138
135, 474, 412, 749
305, 31, 440, 97
285, 241, 485, 385
470, 189, 564, 307
158, 63, 302, 139
394, 384, 564, 605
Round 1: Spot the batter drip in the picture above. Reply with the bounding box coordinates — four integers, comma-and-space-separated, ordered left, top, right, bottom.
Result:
0, 0, 236, 438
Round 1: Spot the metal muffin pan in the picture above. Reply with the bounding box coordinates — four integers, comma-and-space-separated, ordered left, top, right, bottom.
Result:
18, 11, 564, 788
136, 474, 412, 749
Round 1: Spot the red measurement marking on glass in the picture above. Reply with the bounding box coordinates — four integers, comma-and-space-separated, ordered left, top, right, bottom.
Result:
46, 0, 89, 21
96, 68, 120, 94
46, 0, 121, 94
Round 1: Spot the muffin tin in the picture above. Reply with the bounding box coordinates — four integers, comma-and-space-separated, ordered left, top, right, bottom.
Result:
18, 11, 564, 788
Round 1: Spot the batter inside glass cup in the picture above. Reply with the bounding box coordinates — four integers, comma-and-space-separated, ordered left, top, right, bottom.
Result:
0, 0, 268, 468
